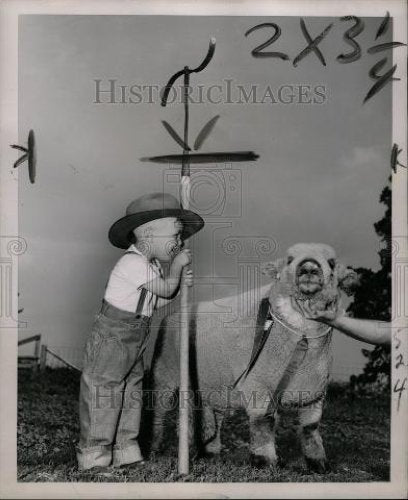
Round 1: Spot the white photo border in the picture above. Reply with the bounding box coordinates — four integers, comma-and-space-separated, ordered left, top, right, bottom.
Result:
0, 0, 406, 498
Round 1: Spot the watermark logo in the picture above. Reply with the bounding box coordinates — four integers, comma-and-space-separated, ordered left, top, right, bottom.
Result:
0, 236, 27, 328
93, 386, 327, 412
159, 165, 279, 323
93, 78, 328, 106
164, 164, 242, 219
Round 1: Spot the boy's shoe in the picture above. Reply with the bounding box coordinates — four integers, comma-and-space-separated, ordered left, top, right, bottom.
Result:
76, 445, 112, 471
112, 444, 144, 468
79, 465, 115, 475
118, 459, 146, 470
85, 465, 107, 471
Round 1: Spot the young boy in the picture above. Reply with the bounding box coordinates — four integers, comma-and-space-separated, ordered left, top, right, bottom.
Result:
77, 192, 204, 471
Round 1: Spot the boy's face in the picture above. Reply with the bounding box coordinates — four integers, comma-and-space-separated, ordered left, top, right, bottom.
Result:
134, 217, 183, 262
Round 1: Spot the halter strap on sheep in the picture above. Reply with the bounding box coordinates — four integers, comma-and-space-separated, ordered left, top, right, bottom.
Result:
269, 308, 332, 339
232, 299, 332, 389
232, 298, 273, 389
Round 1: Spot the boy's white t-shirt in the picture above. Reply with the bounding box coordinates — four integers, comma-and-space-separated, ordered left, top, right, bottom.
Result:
104, 245, 163, 316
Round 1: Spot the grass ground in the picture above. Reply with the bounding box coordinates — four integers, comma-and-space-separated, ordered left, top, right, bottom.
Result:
17, 368, 390, 483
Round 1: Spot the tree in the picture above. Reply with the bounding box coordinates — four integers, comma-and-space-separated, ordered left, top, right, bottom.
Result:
347, 178, 391, 389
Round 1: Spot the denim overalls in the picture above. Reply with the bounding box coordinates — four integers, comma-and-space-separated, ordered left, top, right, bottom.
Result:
77, 284, 151, 470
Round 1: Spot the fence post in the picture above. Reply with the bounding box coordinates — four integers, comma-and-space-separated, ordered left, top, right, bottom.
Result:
40, 344, 47, 371
34, 335, 41, 359
33, 337, 40, 372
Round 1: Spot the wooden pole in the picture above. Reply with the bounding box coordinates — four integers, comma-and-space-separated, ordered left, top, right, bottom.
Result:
159, 39, 217, 476
178, 67, 191, 476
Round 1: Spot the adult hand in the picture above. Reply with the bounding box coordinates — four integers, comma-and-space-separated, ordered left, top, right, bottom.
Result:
302, 299, 343, 325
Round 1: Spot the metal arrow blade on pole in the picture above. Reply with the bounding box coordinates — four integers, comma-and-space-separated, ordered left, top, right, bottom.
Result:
161, 38, 216, 108
141, 151, 259, 164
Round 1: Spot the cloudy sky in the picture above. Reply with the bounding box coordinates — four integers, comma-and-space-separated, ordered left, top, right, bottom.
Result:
18, 15, 392, 378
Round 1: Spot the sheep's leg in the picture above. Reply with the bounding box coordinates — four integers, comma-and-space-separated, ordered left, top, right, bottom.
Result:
203, 408, 224, 456
150, 323, 180, 454
298, 398, 329, 473
150, 385, 178, 452
247, 392, 278, 467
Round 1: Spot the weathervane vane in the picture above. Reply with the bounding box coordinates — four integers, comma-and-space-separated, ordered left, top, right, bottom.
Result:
11, 129, 36, 184
142, 37, 259, 174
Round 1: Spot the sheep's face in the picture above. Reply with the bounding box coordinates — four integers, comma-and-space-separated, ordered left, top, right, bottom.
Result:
262, 243, 359, 317
282, 243, 337, 297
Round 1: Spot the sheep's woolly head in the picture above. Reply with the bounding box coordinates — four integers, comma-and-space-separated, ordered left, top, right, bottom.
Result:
261, 243, 359, 325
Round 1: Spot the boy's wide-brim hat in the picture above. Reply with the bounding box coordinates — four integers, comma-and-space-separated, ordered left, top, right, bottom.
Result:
108, 192, 204, 249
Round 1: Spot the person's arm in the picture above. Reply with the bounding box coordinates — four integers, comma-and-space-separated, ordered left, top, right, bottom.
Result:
325, 315, 390, 345
143, 249, 191, 299
155, 269, 193, 308
302, 302, 390, 345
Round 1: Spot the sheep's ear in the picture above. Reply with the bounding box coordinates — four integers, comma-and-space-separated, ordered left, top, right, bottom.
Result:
338, 265, 360, 295
261, 258, 285, 279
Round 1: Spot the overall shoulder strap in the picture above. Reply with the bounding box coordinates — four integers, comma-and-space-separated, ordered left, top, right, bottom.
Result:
135, 288, 148, 316
125, 250, 148, 315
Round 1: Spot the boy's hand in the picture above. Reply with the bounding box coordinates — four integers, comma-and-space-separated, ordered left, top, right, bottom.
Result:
173, 249, 192, 268
183, 269, 194, 287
